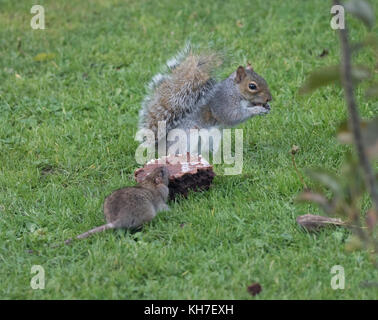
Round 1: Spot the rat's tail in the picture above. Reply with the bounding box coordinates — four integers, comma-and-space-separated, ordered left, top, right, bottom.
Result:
64, 222, 115, 245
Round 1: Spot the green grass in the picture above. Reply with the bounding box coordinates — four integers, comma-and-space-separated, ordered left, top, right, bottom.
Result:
0, 0, 377, 299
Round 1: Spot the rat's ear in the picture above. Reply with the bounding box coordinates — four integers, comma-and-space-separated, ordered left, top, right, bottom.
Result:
154, 168, 164, 185
154, 176, 163, 185
235, 66, 246, 83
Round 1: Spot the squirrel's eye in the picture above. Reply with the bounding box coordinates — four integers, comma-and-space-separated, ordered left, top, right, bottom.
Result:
248, 82, 257, 90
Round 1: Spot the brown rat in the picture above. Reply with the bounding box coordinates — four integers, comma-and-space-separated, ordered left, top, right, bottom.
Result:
64, 166, 170, 244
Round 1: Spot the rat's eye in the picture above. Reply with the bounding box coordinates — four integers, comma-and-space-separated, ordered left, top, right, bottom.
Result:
248, 82, 257, 90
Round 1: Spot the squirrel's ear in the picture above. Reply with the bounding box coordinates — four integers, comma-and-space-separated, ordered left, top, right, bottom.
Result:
235, 66, 246, 83
246, 62, 253, 72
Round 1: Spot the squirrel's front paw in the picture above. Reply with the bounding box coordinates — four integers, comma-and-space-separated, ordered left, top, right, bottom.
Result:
248, 105, 271, 116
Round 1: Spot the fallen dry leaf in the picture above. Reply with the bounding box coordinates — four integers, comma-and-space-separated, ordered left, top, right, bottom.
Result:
365, 209, 377, 232
296, 213, 346, 231
247, 282, 262, 296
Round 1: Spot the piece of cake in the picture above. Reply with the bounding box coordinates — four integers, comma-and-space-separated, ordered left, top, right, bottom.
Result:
134, 153, 216, 200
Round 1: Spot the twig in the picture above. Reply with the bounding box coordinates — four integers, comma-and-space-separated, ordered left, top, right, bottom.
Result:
333, 0, 378, 211
291, 145, 308, 190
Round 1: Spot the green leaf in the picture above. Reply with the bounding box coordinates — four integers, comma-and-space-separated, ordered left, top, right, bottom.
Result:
33, 53, 56, 62
365, 209, 377, 232
299, 66, 339, 94
305, 168, 343, 196
299, 65, 370, 94
297, 191, 335, 215
362, 118, 378, 159
366, 84, 378, 98
362, 33, 378, 48
338, 118, 378, 158
340, 151, 366, 198
351, 65, 371, 81
345, 0, 375, 29
337, 121, 351, 144
351, 33, 378, 53
345, 234, 364, 252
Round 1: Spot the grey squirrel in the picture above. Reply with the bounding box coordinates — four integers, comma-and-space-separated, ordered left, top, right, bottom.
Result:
139, 45, 272, 139
64, 166, 169, 244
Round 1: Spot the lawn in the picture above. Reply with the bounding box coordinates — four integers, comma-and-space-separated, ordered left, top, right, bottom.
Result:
0, 0, 377, 299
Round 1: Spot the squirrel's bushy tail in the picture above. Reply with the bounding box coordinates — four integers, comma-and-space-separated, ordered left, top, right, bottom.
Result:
139, 44, 222, 135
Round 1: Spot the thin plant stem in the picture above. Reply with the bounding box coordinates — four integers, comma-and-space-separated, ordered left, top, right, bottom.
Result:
333, 0, 378, 211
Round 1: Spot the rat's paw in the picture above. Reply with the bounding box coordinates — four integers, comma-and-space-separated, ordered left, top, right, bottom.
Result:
158, 203, 170, 212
